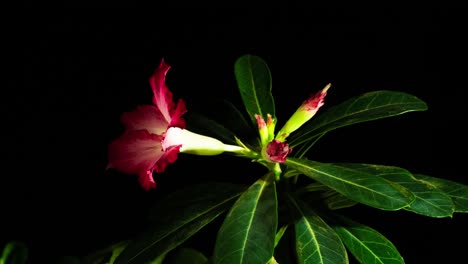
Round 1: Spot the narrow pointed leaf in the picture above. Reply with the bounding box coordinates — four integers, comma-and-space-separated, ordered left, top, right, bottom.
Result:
290, 91, 428, 148
275, 225, 289, 248
358, 165, 455, 217
0, 241, 28, 264
148, 253, 167, 264
213, 173, 278, 264
82, 240, 128, 264
288, 195, 348, 264
285, 158, 415, 210
234, 54, 275, 123
333, 216, 404, 264
414, 174, 468, 213
115, 183, 245, 264
109, 241, 128, 264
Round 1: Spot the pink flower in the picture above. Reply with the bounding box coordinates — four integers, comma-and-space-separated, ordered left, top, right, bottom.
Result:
265, 139, 292, 163
107, 59, 187, 190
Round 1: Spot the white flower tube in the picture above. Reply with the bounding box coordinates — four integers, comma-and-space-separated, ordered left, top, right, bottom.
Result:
163, 127, 245, 155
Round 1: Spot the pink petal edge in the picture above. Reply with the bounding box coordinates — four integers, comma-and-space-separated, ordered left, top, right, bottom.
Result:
138, 170, 157, 191
150, 59, 175, 124
153, 145, 182, 173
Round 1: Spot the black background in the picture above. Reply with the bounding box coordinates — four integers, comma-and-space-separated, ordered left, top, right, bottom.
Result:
3, 9, 467, 263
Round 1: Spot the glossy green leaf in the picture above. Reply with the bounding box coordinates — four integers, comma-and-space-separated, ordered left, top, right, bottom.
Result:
288, 195, 348, 264
164, 248, 208, 264
234, 54, 275, 123
285, 158, 415, 210
115, 183, 245, 264
414, 174, 468, 213
213, 173, 278, 264
324, 193, 359, 210
362, 165, 455, 217
185, 111, 239, 145
290, 90, 428, 148
333, 216, 404, 264
0, 241, 28, 264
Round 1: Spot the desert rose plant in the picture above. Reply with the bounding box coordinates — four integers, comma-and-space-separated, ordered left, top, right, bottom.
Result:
3, 54, 466, 264
106, 55, 468, 264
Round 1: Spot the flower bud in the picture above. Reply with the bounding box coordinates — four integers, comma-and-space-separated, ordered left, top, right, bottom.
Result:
255, 114, 270, 146
276, 83, 331, 141
264, 139, 292, 163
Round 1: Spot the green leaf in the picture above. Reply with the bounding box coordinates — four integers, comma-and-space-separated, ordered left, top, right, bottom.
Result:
365, 166, 455, 217
0, 241, 28, 264
324, 193, 359, 210
234, 54, 275, 123
115, 183, 245, 264
274, 225, 289, 248
185, 111, 239, 145
414, 174, 468, 213
164, 248, 208, 264
268, 256, 280, 264
287, 195, 348, 264
285, 158, 415, 210
290, 90, 428, 148
333, 216, 404, 264
108, 241, 128, 264
185, 99, 256, 146
81, 240, 128, 264
149, 253, 168, 264
213, 173, 278, 264
216, 99, 256, 138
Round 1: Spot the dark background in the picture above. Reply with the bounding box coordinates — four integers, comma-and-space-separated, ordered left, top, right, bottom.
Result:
3, 9, 467, 263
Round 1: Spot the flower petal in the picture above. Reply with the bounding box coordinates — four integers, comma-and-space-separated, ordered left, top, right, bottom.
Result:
169, 99, 187, 128
301, 83, 330, 112
150, 59, 175, 124
138, 171, 157, 191
150, 59, 187, 128
153, 145, 181, 173
121, 105, 169, 135
108, 130, 165, 189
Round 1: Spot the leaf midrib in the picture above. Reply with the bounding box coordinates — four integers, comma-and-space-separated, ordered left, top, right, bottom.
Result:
292, 98, 426, 146
239, 180, 266, 263
287, 159, 406, 205
338, 227, 386, 264
289, 196, 325, 264
245, 55, 263, 118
